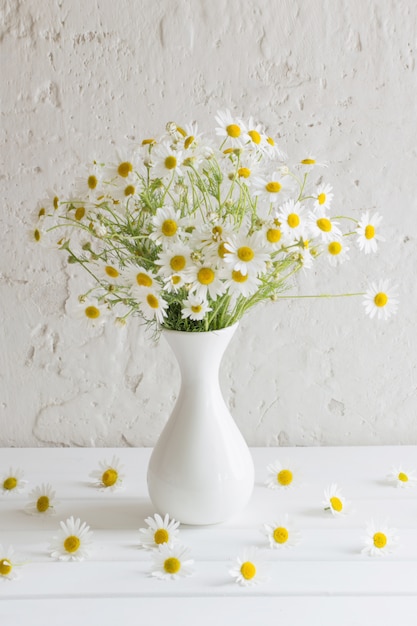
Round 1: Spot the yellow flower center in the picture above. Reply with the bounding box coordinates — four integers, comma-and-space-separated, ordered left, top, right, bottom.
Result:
0, 559, 12, 576
85, 305, 100, 319
184, 135, 194, 149
102, 468, 118, 487
105, 266, 119, 278
164, 155, 177, 170
170, 255, 186, 272
197, 268, 215, 285
64, 536, 81, 553
240, 561, 256, 580
317, 192, 326, 205
164, 557, 181, 574
38, 207, 46, 217
317, 218, 332, 232
330, 496, 343, 512
218, 242, 228, 258
374, 292, 388, 307
161, 219, 178, 237
34, 229, 41, 242
75, 206, 85, 221
136, 273, 153, 287
248, 130, 261, 144
176, 126, 186, 137
88, 175, 98, 190
154, 529, 169, 545
118, 161, 133, 178
3, 477, 17, 490
277, 469, 293, 486
265, 181, 281, 193
124, 185, 135, 197
142, 138, 155, 146
191, 304, 202, 314
273, 527, 289, 544
212, 225, 223, 238
267, 136, 275, 146
238, 167, 251, 178
373, 532, 387, 549
232, 270, 248, 283
287, 213, 300, 228
237, 246, 254, 262
301, 158, 316, 165
172, 275, 182, 285
53, 196, 59, 210
226, 124, 241, 138
365, 224, 375, 239
146, 294, 160, 309
267, 228, 281, 243
328, 241, 342, 255
398, 472, 408, 482
37, 495, 50, 512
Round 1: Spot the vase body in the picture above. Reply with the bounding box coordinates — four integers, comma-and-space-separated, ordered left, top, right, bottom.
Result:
147, 323, 254, 525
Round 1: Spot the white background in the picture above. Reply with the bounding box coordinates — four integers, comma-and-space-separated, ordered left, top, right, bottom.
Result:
1, 0, 416, 447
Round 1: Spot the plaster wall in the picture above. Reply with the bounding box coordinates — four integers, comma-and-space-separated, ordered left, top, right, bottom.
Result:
1, 0, 416, 447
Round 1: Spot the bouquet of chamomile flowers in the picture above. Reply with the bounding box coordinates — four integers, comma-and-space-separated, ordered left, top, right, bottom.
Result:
34, 109, 397, 331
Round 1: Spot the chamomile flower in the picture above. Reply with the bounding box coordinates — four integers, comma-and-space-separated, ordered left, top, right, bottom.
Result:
0, 545, 18, 581
265, 460, 297, 489
252, 171, 291, 205
387, 467, 417, 488
187, 264, 226, 301
260, 218, 283, 250
308, 212, 342, 243
138, 290, 169, 324
356, 211, 385, 254
313, 183, 333, 211
90, 456, 125, 491
298, 151, 328, 169
229, 547, 268, 587
75, 162, 104, 201
49, 516, 93, 561
223, 232, 270, 277
124, 265, 158, 291
215, 109, 244, 147
105, 149, 142, 181
110, 177, 140, 202
96, 262, 121, 284
139, 513, 180, 550
222, 266, 261, 302
325, 239, 350, 267
1, 468, 27, 494
152, 142, 183, 178
323, 484, 349, 516
75, 297, 109, 326
262, 515, 302, 550
25, 483, 59, 516
155, 245, 192, 279
361, 520, 399, 557
150, 543, 195, 580
277, 199, 307, 241
181, 295, 212, 321
362, 280, 399, 320
149, 206, 185, 244
163, 273, 187, 293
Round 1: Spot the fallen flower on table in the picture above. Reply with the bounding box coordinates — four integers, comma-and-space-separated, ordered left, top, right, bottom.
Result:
387, 466, 417, 489
139, 513, 180, 550
49, 516, 94, 561
361, 520, 399, 557
25, 483, 59, 516
89, 455, 125, 491
149, 543, 195, 581
229, 547, 268, 587
265, 459, 299, 489
261, 514, 302, 550
1, 467, 28, 495
0, 545, 20, 581
323, 483, 350, 516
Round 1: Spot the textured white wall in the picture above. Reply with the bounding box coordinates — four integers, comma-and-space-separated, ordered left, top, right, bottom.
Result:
1, 0, 416, 447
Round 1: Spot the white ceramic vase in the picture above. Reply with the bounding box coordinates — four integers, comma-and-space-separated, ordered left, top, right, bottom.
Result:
147, 323, 254, 525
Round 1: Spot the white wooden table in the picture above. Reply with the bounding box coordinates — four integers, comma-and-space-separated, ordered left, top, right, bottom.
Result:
1, 446, 417, 626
